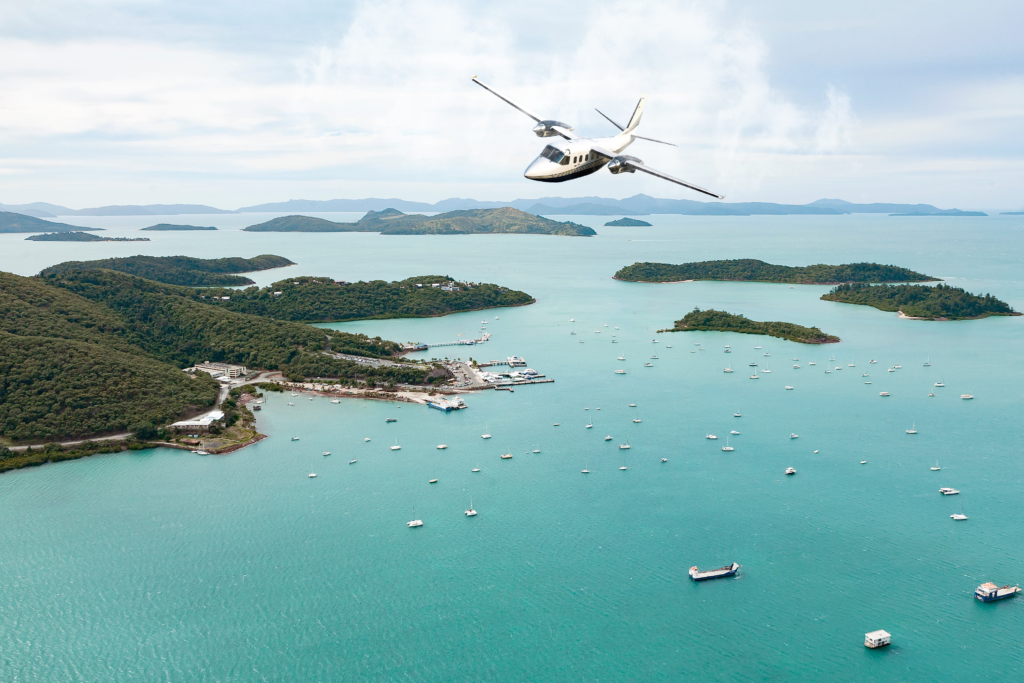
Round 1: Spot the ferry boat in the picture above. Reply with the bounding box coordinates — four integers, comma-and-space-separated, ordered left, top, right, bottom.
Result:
689, 562, 740, 581
785, 467, 796, 475
975, 583, 1020, 602
864, 630, 890, 649
939, 487, 960, 495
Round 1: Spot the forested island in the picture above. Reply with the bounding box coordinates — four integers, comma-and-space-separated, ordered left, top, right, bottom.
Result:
41, 254, 295, 286
244, 207, 596, 236
661, 308, 840, 344
821, 283, 1019, 319
26, 232, 149, 242
142, 223, 218, 231
614, 259, 936, 284
0, 267, 450, 460
0, 211, 100, 233
206, 275, 535, 322
605, 217, 651, 226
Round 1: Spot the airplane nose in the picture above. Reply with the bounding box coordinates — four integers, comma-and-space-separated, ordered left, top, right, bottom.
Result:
524, 158, 548, 180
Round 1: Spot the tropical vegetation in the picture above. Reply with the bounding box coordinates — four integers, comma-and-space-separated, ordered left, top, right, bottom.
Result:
614, 259, 936, 284
41, 254, 294, 286
604, 217, 651, 226
208, 275, 535, 322
821, 283, 1019, 319
664, 308, 840, 344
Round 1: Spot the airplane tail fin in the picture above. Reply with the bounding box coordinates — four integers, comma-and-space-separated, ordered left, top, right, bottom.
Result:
624, 93, 647, 134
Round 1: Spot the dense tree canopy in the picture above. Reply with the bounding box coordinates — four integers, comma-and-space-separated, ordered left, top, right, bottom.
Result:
615, 259, 936, 284
821, 283, 1018, 319
41, 254, 294, 286
668, 308, 840, 344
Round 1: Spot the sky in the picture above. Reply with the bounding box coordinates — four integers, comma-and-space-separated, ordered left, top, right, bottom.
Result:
0, 0, 1021, 209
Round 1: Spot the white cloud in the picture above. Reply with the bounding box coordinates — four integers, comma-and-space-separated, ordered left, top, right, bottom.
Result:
0, 0, 1019, 207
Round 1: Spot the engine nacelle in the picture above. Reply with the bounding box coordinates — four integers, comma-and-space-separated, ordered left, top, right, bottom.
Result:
532, 120, 573, 137
607, 155, 642, 174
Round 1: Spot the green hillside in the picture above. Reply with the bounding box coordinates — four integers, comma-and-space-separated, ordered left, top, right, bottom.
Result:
209, 275, 535, 322
821, 283, 1019, 319
0, 211, 99, 233
663, 308, 839, 344
242, 215, 377, 232
41, 254, 295, 286
615, 259, 936, 284
0, 268, 445, 448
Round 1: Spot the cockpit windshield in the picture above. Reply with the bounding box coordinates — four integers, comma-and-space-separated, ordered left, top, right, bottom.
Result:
540, 145, 565, 163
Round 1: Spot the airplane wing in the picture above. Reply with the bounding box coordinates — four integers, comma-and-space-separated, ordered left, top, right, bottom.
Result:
589, 145, 724, 200
472, 76, 578, 140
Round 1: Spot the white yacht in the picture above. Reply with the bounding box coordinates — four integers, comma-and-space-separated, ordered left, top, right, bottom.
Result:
614, 369, 627, 374
472, 467, 480, 472
619, 466, 628, 470
785, 467, 796, 475
633, 418, 642, 423
465, 498, 477, 517
586, 422, 593, 429
906, 422, 917, 434
869, 359, 877, 364
605, 435, 613, 441
322, 451, 331, 457
287, 402, 294, 406
860, 460, 867, 464
308, 472, 317, 478
894, 364, 902, 369
923, 357, 931, 367
951, 511, 969, 521
961, 394, 974, 400
617, 356, 626, 361
532, 448, 541, 453
629, 403, 636, 407
793, 364, 800, 369
650, 354, 659, 359
364, 437, 371, 442
785, 386, 794, 390
349, 459, 356, 464
429, 479, 437, 484
331, 399, 340, 404
724, 366, 734, 373
934, 381, 945, 387
706, 434, 718, 440
754, 346, 762, 349
790, 433, 799, 439
481, 424, 492, 439
582, 460, 590, 474
407, 519, 423, 528
722, 437, 734, 452
734, 412, 742, 417
437, 444, 448, 449
749, 374, 760, 379
644, 362, 653, 367
931, 461, 940, 471
939, 487, 960, 495
619, 442, 631, 450
291, 436, 300, 441
808, 361, 816, 366
390, 439, 401, 451
731, 430, 740, 435
879, 391, 890, 396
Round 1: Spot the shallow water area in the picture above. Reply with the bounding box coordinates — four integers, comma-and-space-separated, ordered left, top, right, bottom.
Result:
2, 213, 1023, 680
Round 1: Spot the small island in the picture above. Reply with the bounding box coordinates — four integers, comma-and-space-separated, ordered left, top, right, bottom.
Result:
605, 217, 652, 226
41, 254, 295, 286
26, 232, 149, 242
614, 259, 936, 284
660, 308, 840, 344
821, 283, 1019, 320
142, 223, 218, 231
244, 207, 596, 237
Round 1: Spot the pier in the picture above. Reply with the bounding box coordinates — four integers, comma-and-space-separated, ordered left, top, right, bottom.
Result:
407, 333, 492, 350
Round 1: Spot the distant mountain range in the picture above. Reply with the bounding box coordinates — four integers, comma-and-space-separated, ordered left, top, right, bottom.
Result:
0, 195, 994, 218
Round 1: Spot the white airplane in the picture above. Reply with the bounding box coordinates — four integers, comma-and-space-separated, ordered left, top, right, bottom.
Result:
472, 76, 723, 199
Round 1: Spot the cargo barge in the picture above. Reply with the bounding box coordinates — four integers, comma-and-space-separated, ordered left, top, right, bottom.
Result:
975, 583, 1021, 602
688, 562, 740, 581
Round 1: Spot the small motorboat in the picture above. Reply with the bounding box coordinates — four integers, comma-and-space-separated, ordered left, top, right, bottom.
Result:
860, 460, 867, 464
879, 392, 890, 397
661, 458, 668, 463
731, 430, 740, 435
706, 434, 718, 440
407, 519, 423, 528
619, 466, 628, 470
291, 436, 300, 441
437, 444, 448, 449
349, 459, 356, 464
322, 451, 331, 456
961, 394, 974, 400
644, 362, 653, 367
619, 443, 631, 450
532, 449, 541, 453
429, 479, 437, 484
785, 386, 794, 390
604, 435, 613, 441
633, 418, 642, 423
785, 467, 796, 475
939, 487, 960, 495
790, 433, 799, 439
386, 417, 397, 422
364, 437, 371, 442
501, 452, 513, 459
734, 412, 742, 417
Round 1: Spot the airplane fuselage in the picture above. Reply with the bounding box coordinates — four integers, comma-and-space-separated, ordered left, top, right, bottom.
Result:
524, 134, 635, 183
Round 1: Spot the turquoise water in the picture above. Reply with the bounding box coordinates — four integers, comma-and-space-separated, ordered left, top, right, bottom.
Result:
2, 214, 1024, 681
